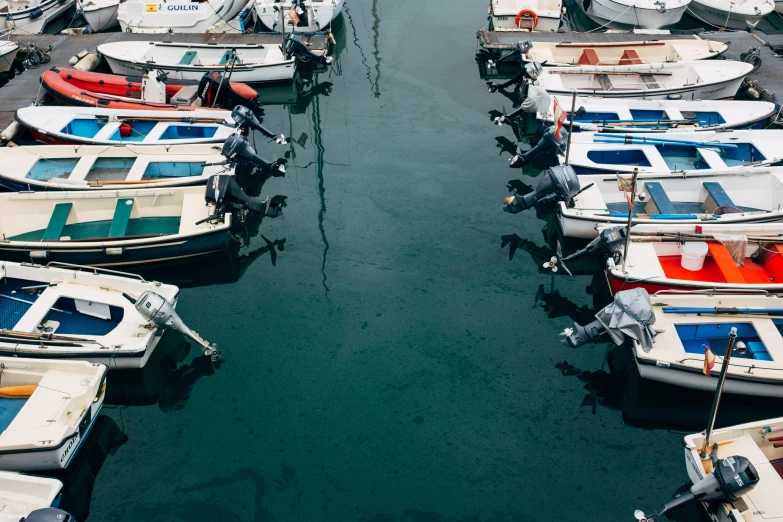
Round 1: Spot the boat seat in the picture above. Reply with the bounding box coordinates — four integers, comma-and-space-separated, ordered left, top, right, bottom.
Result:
595, 74, 613, 91
179, 51, 197, 65
42, 203, 72, 241
707, 242, 745, 283
619, 50, 643, 65
108, 198, 133, 238
644, 182, 676, 215
761, 243, 783, 281
702, 181, 735, 213
578, 48, 600, 65
640, 74, 661, 90
218, 50, 239, 65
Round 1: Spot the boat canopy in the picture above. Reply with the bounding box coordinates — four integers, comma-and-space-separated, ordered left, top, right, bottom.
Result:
595, 288, 659, 351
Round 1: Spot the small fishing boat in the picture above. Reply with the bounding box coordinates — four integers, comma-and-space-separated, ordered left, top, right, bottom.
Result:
688, 0, 774, 30
118, 0, 251, 33
0, 357, 106, 471
577, 0, 692, 29
561, 130, 783, 175
0, 144, 235, 191
527, 97, 775, 133
254, 0, 343, 32
99, 41, 296, 84
0, 174, 283, 267
0, 41, 18, 77
77, 0, 120, 32
600, 223, 783, 295
520, 38, 726, 66
533, 59, 753, 100
40, 68, 258, 112
488, 0, 563, 32
0, 472, 62, 521
0, 0, 74, 33
16, 107, 238, 146
560, 288, 783, 398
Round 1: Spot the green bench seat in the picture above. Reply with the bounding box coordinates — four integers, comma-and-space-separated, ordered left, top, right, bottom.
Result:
108, 198, 134, 238
179, 51, 197, 65
644, 182, 676, 215
218, 50, 239, 65
42, 203, 72, 241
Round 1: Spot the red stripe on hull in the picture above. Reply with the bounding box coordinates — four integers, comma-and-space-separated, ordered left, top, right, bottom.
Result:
606, 270, 779, 296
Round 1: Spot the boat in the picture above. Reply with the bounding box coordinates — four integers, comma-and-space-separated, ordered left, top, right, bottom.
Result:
533, 59, 753, 100
577, 0, 692, 28
98, 40, 296, 84
679, 417, 783, 522
598, 223, 783, 295
688, 0, 774, 30
0, 174, 284, 267
560, 288, 783, 398
0, 0, 74, 33
254, 0, 343, 32
519, 38, 727, 66
487, 0, 563, 32
0, 41, 18, 78
528, 97, 775, 133
0, 472, 62, 521
560, 130, 783, 175
16, 107, 239, 146
0, 357, 106, 471
0, 144, 238, 191
77, 0, 120, 32
40, 67, 259, 113
118, 0, 251, 33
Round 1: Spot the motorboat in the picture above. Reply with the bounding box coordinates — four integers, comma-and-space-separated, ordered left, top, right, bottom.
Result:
0, 41, 18, 78
688, 0, 774, 30
77, 0, 120, 32
254, 0, 343, 32
577, 0, 691, 28
1, 0, 74, 33
0, 472, 62, 521
99, 40, 296, 84
488, 0, 563, 32
118, 0, 252, 33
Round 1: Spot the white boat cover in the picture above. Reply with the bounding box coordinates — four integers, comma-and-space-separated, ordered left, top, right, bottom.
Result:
595, 288, 659, 351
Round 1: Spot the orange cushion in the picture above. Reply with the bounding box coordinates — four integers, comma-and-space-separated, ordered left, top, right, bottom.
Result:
578, 49, 600, 65
707, 243, 745, 284
619, 50, 643, 65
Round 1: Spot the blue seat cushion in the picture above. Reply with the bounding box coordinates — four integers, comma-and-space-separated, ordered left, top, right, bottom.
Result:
0, 398, 26, 433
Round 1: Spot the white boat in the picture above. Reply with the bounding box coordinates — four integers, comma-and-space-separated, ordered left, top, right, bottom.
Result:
1, 0, 74, 32
16, 107, 239, 146
577, 0, 691, 29
0, 41, 18, 77
0, 144, 236, 192
688, 0, 774, 30
533, 97, 775, 132
0, 358, 105, 471
77, 0, 120, 32
254, 0, 343, 32
777, 0, 783, 12
521, 38, 726, 66
554, 168, 783, 238
0, 472, 62, 521
563, 129, 783, 175
118, 0, 251, 33
0, 260, 185, 368
683, 417, 783, 522
99, 40, 296, 84
560, 288, 783, 397
534, 59, 753, 100
488, 0, 563, 32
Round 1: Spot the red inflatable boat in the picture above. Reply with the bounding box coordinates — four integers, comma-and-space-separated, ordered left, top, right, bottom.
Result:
40, 68, 259, 112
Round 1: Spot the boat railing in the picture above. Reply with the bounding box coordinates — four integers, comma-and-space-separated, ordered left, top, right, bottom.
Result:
45, 261, 148, 282
651, 288, 774, 296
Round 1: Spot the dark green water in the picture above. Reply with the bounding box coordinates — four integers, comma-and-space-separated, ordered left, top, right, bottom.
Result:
79, 3, 697, 520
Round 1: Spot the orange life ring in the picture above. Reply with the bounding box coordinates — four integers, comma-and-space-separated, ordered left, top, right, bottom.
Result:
514, 9, 538, 29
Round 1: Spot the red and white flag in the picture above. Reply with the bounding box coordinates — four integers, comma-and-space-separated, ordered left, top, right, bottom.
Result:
703, 346, 716, 375
288, 8, 300, 25
553, 97, 567, 139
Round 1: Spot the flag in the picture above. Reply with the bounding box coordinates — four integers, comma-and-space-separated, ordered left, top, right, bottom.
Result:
703, 345, 716, 375
288, 8, 300, 25
553, 97, 567, 139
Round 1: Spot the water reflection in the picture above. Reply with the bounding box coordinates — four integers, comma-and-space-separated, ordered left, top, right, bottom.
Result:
41, 415, 127, 522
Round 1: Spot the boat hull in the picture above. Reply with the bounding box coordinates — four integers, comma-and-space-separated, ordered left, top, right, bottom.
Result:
255, 0, 342, 32
687, 0, 770, 29
491, 14, 562, 31
103, 55, 295, 84
583, 0, 688, 28
79, 0, 120, 31
4, 0, 74, 30
118, 0, 250, 33
545, 75, 744, 100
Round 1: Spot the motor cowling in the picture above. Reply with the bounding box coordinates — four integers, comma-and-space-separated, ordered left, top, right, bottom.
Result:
205, 174, 286, 218
509, 126, 567, 168
283, 34, 332, 68
505, 164, 580, 214
21, 507, 77, 521
198, 72, 258, 111
636, 456, 759, 521
231, 106, 285, 143
221, 133, 285, 177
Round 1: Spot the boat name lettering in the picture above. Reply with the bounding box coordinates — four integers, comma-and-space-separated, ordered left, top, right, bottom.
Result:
166, 4, 199, 10
60, 436, 76, 463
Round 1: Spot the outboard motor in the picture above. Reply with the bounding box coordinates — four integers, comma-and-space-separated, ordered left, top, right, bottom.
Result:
221, 134, 285, 177
505, 164, 580, 214
543, 226, 627, 275
509, 126, 568, 168
21, 507, 77, 521
231, 106, 286, 144
204, 174, 287, 218
122, 292, 220, 361
635, 456, 759, 521
284, 34, 333, 68
198, 71, 259, 112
